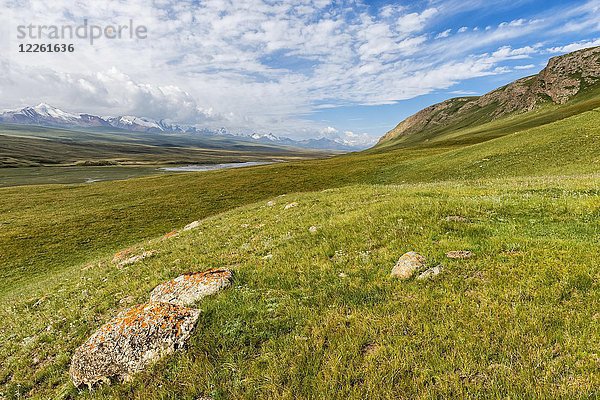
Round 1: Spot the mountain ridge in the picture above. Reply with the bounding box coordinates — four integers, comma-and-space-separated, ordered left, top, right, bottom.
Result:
0, 104, 365, 151
378, 46, 600, 145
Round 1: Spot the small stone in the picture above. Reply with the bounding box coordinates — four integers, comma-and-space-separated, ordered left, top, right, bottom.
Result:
263, 254, 273, 260
183, 221, 200, 231
445, 215, 468, 222
162, 230, 179, 240
391, 252, 426, 280
117, 251, 157, 268
241, 224, 250, 228
284, 202, 298, 210
119, 296, 134, 305
112, 248, 134, 264
266, 201, 275, 207
150, 268, 233, 306
69, 302, 199, 388
446, 250, 474, 259
309, 226, 318, 234
338, 272, 348, 278
417, 265, 443, 280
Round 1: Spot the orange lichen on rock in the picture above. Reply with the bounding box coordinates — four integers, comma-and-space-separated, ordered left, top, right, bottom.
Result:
150, 268, 233, 306
69, 302, 199, 388
162, 230, 179, 240
112, 248, 134, 264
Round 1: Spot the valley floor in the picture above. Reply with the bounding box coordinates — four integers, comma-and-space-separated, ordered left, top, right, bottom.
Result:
1, 174, 598, 399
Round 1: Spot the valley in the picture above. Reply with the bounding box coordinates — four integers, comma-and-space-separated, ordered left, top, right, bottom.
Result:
0, 47, 599, 399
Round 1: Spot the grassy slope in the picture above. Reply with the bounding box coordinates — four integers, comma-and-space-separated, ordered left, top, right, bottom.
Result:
1, 177, 599, 399
1, 108, 599, 398
2, 109, 598, 291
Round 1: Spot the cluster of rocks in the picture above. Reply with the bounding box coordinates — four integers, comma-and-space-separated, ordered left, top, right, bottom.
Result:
391, 221, 474, 281
391, 249, 473, 281
70, 256, 233, 388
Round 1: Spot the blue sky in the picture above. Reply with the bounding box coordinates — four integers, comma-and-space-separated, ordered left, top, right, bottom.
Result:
1, 0, 599, 145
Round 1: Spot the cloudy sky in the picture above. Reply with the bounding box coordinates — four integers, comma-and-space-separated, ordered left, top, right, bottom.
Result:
1, 0, 599, 144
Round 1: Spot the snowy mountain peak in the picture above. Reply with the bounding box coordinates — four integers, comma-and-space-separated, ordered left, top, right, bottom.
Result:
250, 132, 279, 141
31, 103, 80, 120
0, 104, 369, 151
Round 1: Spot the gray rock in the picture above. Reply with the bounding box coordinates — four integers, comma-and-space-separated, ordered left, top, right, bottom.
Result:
70, 302, 199, 388
391, 252, 426, 280
149, 268, 233, 307
446, 250, 474, 259
445, 215, 468, 222
417, 266, 443, 280
183, 220, 200, 231
309, 226, 318, 234
284, 202, 298, 210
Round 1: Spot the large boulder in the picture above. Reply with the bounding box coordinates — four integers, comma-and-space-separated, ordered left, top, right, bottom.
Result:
391, 252, 426, 280
150, 268, 233, 306
70, 302, 199, 388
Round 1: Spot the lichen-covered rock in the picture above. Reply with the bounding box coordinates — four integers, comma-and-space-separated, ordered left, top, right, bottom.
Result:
70, 302, 199, 388
391, 252, 426, 280
162, 230, 179, 240
446, 250, 474, 259
112, 248, 134, 264
150, 268, 233, 306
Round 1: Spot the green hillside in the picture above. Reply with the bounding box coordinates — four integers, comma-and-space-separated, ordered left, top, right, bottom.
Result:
1, 50, 600, 399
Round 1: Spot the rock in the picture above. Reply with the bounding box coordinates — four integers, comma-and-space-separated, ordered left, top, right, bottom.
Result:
263, 254, 273, 260
112, 248, 134, 264
149, 268, 233, 306
70, 302, 199, 388
417, 266, 443, 280
266, 201, 275, 207
338, 272, 348, 278
446, 250, 474, 259
119, 296, 135, 305
391, 252, 426, 280
309, 226, 318, 234
183, 221, 200, 231
284, 202, 298, 210
162, 230, 179, 240
117, 251, 157, 268
445, 215, 468, 222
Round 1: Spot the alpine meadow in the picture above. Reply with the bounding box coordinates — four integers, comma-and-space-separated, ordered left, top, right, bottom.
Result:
1, 2, 600, 400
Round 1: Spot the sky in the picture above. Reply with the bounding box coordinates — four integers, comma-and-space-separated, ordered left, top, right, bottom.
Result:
1, 0, 599, 145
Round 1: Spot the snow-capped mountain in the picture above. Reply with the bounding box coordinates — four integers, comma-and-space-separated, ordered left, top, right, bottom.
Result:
0, 103, 112, 128
0, 104, 367, 151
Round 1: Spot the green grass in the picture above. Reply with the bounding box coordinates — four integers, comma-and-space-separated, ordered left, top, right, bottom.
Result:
1, 176, 599, 399
1, 105, 599, 398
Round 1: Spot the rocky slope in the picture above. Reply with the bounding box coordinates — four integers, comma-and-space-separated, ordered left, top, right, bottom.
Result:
379, 46, 600, 144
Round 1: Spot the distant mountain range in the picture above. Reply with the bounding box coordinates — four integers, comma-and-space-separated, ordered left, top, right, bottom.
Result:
0, 104, 365, 151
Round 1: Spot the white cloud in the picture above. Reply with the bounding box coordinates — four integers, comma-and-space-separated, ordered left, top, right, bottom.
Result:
435, 29, 452, 38
0, 0, 599, 138
458, 26, 468, 33
547, 38, 600, 53
514, 64, 536, 70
